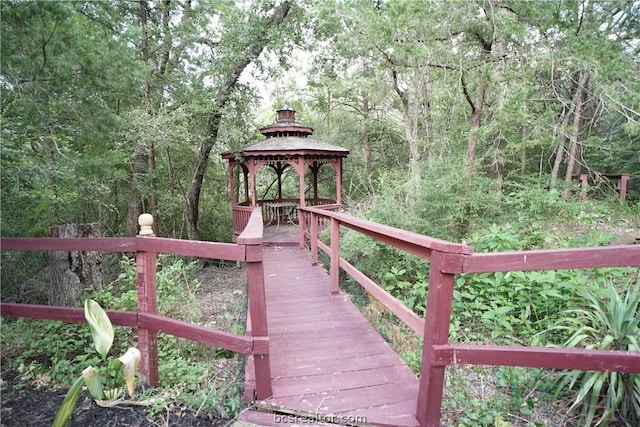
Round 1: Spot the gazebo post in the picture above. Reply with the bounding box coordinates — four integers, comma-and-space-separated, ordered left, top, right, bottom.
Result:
242, 166, 250, 204
298, 162, 306, 209
249, 162, 258, 207
336, 159, 343, 205
277, 166, 283, 201
228, 163, 237, 206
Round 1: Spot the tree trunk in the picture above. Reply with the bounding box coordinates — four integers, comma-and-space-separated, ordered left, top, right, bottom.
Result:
125, 152, 147, 236
564, 70, 590, 186
185, 1, 291, 240
385, 56, 422, 206
551, 70, 589, 189
463, 29, 492, 177
362, 97, 372, 176
46, 223, 103, 307
463, 82, 486, 175
550, 107, 572, 189
520, 125, 526, 175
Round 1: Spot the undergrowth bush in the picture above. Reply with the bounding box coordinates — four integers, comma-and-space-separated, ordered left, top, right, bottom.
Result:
0, 254, 237, 418
536, 282, 640, 426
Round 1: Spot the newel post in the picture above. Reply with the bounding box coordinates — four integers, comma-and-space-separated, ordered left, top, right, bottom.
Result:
580, 174, 588, 201
417, 250, 456, 426
310, 212, 318, 266
330, 217, 340, 295
299, 208, 306, 249
136, 214, 159, 387
238, 208, 272, 400
620, 173, 629, 203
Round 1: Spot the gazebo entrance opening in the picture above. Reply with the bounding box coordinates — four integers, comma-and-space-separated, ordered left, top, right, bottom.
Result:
222, 106, 349, 240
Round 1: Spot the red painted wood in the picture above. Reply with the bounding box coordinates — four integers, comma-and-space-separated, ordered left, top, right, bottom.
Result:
333, 399, 421, 427
268, 331, 382, 351
0, 303, 137, 327
136, 249, 159, 387
330, 217, 340, 294
272, 365, 415, 398
272, 352, 402, 378
135, 236, 244, 261
250, 246, 420, 426
417, 251, 455, 427
0, 237, 135, 252
301, 206, 470, 255
242, 214, 272, 400
237, 207, 264, 246
461, 245, 640, 273
264, 382, 418, 424
310, 212, 318, 265
339, 255, 424, 336
232, 205, 253, 237
137, 313, 252, 354
436, 344, 640, 374
620, 173, 629, 202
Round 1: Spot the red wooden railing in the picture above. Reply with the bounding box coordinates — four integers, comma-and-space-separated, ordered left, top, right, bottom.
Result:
232, 198, 337, 240
299, 206, 640, 427
0, 208, 272, 400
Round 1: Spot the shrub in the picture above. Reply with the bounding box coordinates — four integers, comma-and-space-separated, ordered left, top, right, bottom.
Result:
542, 282, 640, 426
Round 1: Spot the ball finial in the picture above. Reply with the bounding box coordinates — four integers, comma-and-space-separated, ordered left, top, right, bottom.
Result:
138, 213, 154, 236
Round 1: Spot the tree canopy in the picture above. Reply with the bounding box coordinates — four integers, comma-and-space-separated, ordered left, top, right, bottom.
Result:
1, 0, 638, 240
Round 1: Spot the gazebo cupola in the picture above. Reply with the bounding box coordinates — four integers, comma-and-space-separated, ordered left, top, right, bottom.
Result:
259, 105, 313, 138
222, 106, 349, 239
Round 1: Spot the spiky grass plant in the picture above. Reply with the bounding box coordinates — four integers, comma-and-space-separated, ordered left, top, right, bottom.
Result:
547, 282, 639, 426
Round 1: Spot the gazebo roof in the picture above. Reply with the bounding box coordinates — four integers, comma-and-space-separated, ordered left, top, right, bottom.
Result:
240, 136, 348, 154
222, 106, 349, 159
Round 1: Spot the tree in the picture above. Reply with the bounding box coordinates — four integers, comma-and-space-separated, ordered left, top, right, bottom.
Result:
1, 1, 142, 236
184, 0, 294, 240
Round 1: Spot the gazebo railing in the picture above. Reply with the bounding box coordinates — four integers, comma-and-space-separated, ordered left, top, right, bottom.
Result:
232, 198, 337, 239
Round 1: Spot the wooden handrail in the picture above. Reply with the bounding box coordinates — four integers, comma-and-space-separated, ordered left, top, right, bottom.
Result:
1, 237, 135, 252
300, 207, 640, 427
461, 244, 640, 272
302, 206, 472, 257
0, 208, 272, 400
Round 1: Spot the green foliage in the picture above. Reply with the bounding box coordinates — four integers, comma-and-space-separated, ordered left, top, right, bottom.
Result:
383, 266, 428, 317
444, 366, 551, 427
1, 255, 245, 420
52, 299, 143, 427
451, 223, 636, 344
540, 282, 640, 426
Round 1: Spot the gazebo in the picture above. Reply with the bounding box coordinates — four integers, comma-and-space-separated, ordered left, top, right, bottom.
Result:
222, 106, 349, 241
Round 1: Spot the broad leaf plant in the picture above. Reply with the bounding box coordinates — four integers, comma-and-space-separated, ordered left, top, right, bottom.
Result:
52, 299, 148, 427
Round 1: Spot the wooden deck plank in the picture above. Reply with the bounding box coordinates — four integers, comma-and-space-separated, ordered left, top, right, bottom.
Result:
245, 246, 420, 426
264, 383, 417, 415
271, 365, 416, 397
269, 352, 401, 378
268, 332, 382, 351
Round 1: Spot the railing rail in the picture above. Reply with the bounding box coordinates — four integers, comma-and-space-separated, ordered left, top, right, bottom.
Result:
232, 198, 338, 240
299, 206, 640, 427
0, 209, 272, 400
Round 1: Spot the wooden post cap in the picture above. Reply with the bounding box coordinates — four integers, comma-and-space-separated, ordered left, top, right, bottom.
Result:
138, 214, 154, 236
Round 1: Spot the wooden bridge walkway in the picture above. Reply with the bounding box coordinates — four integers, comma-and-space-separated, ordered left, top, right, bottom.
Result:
241, 246, 420, 426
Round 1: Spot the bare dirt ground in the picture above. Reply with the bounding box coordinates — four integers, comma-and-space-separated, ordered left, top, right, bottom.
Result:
1, 263, 248, 427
